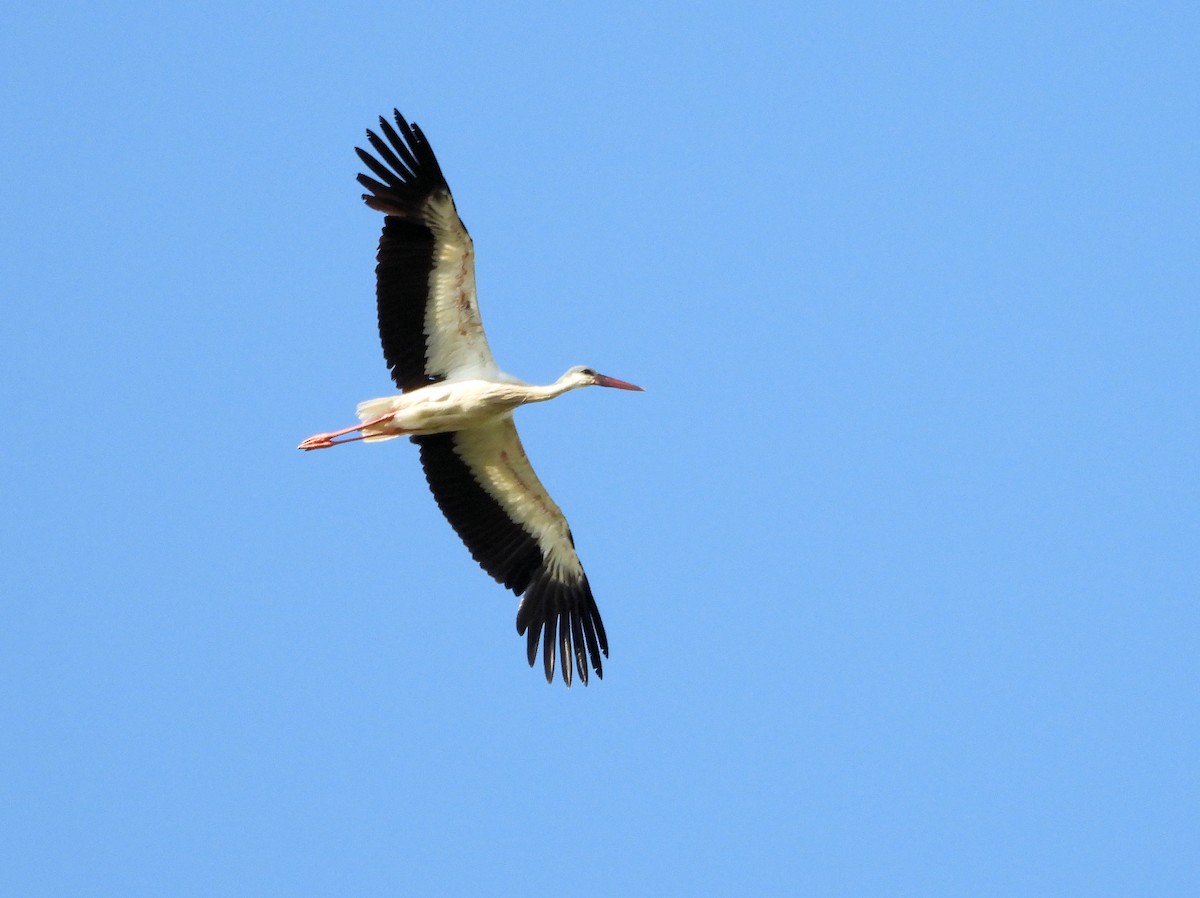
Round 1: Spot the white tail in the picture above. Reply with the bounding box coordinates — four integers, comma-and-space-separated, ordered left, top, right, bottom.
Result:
355, 397, 402, 442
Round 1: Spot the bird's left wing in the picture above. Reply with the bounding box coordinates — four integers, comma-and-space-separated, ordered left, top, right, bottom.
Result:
356, 110, 498, 391
411, 418, 609, 685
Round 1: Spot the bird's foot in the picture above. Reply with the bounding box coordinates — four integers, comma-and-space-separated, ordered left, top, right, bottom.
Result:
298, 433, 338, 451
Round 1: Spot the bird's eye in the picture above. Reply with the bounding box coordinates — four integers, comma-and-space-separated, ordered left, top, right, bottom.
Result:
580, 367, 596, 376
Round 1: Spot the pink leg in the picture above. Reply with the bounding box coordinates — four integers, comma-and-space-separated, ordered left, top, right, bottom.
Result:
297, 413, 400, 451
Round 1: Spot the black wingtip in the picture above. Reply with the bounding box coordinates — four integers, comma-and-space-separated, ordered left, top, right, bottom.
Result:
354, 108, 448, 217
525, 623, 539, 669
512, 572, 607, 687
543, 607, 558, 684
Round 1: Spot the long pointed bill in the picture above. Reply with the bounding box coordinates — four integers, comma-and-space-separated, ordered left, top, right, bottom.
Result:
593, 373, 645, 391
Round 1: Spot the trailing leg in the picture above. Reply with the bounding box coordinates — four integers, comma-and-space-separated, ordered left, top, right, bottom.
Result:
298, 413, 398, 450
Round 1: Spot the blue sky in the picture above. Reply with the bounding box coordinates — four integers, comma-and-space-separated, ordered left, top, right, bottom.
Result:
2, 2, 1197, 894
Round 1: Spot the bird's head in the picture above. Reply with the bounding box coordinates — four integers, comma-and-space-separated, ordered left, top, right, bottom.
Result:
562, 365, 644, 392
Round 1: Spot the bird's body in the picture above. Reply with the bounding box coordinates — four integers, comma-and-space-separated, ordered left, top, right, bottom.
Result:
351, 369, 599, 441
299, 110, 641, 686
355, 378, 527, 439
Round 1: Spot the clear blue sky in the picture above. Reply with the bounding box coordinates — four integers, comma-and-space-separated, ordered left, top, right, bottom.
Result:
3, 2, 1196, 895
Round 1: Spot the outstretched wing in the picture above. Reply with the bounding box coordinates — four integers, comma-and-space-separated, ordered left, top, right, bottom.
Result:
356, 110, 498, 391
411, 418, 609, 686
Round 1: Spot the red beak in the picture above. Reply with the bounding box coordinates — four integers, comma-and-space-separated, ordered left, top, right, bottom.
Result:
594, 373, 645, 392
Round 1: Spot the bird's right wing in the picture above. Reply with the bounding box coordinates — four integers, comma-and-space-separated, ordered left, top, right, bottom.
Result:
356, 111, 499, 391
411, 417, 609, 685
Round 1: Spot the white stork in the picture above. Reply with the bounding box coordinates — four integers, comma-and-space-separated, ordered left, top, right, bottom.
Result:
299, 110, 643, 686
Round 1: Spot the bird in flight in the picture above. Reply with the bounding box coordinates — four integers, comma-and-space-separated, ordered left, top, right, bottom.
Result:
299, 110, 643, 686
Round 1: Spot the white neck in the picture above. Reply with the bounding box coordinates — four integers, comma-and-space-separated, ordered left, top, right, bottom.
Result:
521, 376, 582, 403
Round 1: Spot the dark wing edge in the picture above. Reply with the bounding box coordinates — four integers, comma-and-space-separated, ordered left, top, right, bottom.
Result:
412, 431, 609, 686
355, 110, 455, 392
355, 109, 450, 217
